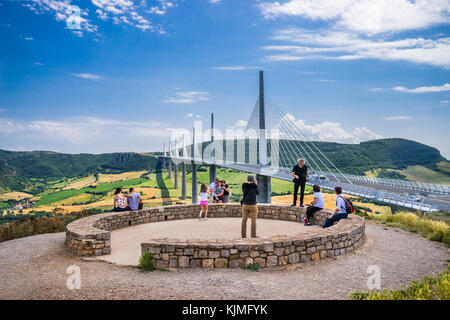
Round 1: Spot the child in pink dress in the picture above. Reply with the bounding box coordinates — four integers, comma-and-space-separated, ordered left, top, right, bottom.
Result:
199, 184, 209, 221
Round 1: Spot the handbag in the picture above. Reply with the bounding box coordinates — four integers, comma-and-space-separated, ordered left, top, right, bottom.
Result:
240, 187, 249, 206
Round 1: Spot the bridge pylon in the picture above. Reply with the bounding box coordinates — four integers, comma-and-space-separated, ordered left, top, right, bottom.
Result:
257, 70, 271, 204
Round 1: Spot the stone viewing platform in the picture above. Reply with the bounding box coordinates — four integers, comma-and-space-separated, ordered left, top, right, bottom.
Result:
66, 203, 365, 268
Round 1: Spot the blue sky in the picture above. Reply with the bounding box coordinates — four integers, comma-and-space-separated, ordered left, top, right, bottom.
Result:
0, 0, 449, 158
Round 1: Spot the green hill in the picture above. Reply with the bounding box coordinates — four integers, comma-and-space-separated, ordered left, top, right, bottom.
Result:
0, 150, 158, 192
0, 138, 448, 193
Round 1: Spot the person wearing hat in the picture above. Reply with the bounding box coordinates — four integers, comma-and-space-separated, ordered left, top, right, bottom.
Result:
241, 175, 259, 238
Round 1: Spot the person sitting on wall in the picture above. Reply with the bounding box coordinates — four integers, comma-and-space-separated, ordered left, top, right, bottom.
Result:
112, 187, 129, 212
305, 184, 324, 226
123, 187, 142, 211
323, 186, 348, 228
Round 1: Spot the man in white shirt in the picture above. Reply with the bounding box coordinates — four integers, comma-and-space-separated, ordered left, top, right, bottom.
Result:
305, 185, 324, 225
208, 178, 219, 203
323, 186, 348, 228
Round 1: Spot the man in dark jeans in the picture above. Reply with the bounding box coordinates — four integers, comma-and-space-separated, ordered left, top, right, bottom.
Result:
323, 186, 348, 228
291, 158, 309, 207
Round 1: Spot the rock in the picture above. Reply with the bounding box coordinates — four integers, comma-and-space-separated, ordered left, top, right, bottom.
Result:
202, 259, 214, 268
288, 252, 299, 264
178, 256, 190, 267
215, 258, 228, 268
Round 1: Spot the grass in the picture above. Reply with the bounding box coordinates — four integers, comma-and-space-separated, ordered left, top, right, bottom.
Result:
139, 252, 156, 271
357, 210, 450, 246
243, 263, 260, 272
0, 192, 34, 201
349, 267, 450, 300
395, 165, 450, 184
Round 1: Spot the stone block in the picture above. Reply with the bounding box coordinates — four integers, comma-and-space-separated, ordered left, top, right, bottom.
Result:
215, 258, 228, 268
202, 259, 214, 268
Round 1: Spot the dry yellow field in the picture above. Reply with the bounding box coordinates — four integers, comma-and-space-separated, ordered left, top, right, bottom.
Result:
272, 192, 353, 210
0, 192, 34, 201
63, 171, 147, 190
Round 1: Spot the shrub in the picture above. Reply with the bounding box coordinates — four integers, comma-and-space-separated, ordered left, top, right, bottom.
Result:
243, 263, 259, 272
369, 211, 449, 246
349, 267, 450, 300
139, 252, 156, 271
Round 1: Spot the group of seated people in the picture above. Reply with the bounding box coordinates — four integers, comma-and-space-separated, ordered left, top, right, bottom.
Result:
112, 177, 349, 230
305, 184, 350, 228
112, 187, 143, 212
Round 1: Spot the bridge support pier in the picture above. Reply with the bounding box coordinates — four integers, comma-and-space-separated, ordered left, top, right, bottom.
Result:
162, 157, 166, 170
209, 165, 217, 184
256, 174, 271, 204
181, 162, 186, 200
168, 159, 172, 179
192, 163, 198, 204
174, 163, 178, 189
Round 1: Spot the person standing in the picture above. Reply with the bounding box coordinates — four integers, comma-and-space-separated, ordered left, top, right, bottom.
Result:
305, 184, 324, 225
222, 180, 230, 203
292, 158, 309, 207
241, 175, 259, 238
323, 186, 348, 228
208, 178, 219, 203
198, 184, 209, 220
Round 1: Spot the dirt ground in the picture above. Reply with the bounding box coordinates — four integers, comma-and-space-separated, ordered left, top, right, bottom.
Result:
0, 220, 448, 300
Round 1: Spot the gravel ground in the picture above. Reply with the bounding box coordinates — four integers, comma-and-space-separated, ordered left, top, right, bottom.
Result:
0, 221, 448, 300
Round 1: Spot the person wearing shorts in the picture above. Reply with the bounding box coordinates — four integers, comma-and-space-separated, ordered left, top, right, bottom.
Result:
222, 180, 230, 203
199, 184, 209, 220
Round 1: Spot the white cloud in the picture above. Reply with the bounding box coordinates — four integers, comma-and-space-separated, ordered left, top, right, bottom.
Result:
278, 113, 382, 143
0, 116, 172, 146
22, 0, 174, 34
71, 73, 103, 81
164, 91, 210, 104
227, 120, 248, 129
34, 62, 44, 66
209, 0, 221, 4
262, 29, 450, 68
393, 83, 450, 93
186, 113, 193, 117
212, 66, 261, 71
24, 36, 34, 41
259, 0, 450, 35
385, 116, 412, 120
370, 88, 384, 92
312, 79, 335, 83
23, 0, 98, 35
440, 100, 449, 104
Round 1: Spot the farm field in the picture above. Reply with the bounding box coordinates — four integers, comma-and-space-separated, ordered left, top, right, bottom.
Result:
395, 165, 450, 184
0, 167, 417, 219
0, 192, 34, 201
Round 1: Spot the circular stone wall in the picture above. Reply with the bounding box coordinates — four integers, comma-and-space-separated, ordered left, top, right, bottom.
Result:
66, 203, 365, 268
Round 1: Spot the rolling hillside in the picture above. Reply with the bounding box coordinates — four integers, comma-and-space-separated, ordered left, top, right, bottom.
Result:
0, 138, 448, 194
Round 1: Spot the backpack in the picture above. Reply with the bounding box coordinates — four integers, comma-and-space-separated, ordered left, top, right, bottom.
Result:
338, 195, 354, 214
